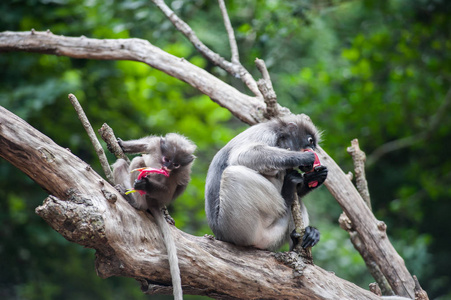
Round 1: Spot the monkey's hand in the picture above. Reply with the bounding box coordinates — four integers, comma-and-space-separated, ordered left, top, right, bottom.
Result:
285, 169, 305, 185
290, 226, 320, 249
106, 138, 123, 154
133, 177, 150, 192
297, 165, 328, 197
116, 137, 124, 148
134, 177, 168, 194
296, 151, 316, 172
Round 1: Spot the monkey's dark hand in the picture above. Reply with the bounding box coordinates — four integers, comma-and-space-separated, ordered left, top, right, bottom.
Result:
134, 177, 149, 192
297, 151, 315, 172
304, 165, 328, 187
296, 165, 328, 197
106, 138, 123, 154
285, 169, 305, 185
290, 226, 320, 249
116, 137, 124, 150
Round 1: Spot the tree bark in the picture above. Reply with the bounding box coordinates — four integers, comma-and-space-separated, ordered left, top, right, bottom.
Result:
0, 106, 385, 299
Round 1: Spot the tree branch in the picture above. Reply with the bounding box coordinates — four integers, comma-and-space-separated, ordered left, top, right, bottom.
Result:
98, 123, 130, 163
347, 139, 371, 210
342, 139, 395, 296
150, 0, 263, 99
218, 0, 239, 64
255, 58, 280, 119
68, 93, 114, 184
0, 30, 265, 125
319, 145, 416, 298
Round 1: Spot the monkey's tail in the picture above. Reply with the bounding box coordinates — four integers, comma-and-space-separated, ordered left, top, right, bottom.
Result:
150, 207, 183, 300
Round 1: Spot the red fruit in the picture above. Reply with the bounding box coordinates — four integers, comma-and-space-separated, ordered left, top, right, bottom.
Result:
303, 149, 321, 188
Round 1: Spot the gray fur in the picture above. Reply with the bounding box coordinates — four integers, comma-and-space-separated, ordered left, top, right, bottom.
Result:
112, 133, 196, 300
205, 115, 320, 251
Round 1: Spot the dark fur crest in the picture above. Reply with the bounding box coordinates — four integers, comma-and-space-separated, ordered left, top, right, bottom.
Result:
272, 115, 322, 151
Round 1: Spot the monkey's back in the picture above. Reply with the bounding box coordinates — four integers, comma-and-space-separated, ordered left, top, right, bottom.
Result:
204, 121, 278, 232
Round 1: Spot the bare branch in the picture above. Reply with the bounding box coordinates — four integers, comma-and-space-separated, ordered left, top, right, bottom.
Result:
0, 30, 265, 125
218, 0, 239, 64
319, 145, 415, 298
98, 123, 130, 163
255, 58, 280, 119
413, 275, 429, 300
339, 213, 394, 296
68, 93, 114, 184
347, 139, 371, 210
344, 139, 396, 295
150, 0, 262, 98
291, 195, 313, 262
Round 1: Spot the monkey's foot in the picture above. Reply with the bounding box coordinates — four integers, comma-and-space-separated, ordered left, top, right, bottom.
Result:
114, 184, 129, 197
162, 207, 175, 225
290, 229, 302, 249
290, 226, 320, 249
301, 226, 320, 249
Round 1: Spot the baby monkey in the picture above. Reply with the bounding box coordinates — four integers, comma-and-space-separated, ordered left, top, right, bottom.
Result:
112, 133, 196, 300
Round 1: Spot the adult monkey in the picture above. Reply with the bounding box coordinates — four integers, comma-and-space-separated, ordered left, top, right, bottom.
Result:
205, 115, 328, 251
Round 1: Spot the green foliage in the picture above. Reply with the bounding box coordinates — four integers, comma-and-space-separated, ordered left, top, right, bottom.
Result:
1, 0, 451, 299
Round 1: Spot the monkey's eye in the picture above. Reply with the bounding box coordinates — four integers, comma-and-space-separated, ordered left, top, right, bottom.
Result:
173, 163, 180, 169
308, 137, 314, 145
163, 156, 170, 163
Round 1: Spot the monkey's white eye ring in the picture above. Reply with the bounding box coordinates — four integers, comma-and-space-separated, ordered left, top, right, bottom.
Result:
308, 137, 314, 145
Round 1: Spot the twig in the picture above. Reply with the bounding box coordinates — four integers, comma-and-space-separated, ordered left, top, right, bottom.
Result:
367, 87, 451, 166
68, 94, 114, 184
347, 139, 371, 210
343, 139, 396, 295
413, 275, 429, 300
255, 58, 279, 119
151, 0, 262, 99
218, 0, 239, 64
98, 123, 129, 163
291, 195, 313, 263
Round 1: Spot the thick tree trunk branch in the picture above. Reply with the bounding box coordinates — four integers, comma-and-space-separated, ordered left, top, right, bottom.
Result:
0, 106, 386, 299
0, 30, 265, 125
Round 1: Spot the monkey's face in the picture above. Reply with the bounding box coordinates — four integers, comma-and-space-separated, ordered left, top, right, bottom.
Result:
159, 136, 196, 173
161, 156, 181, 172
275, 119, 320, 152
278, 131, 317, 152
